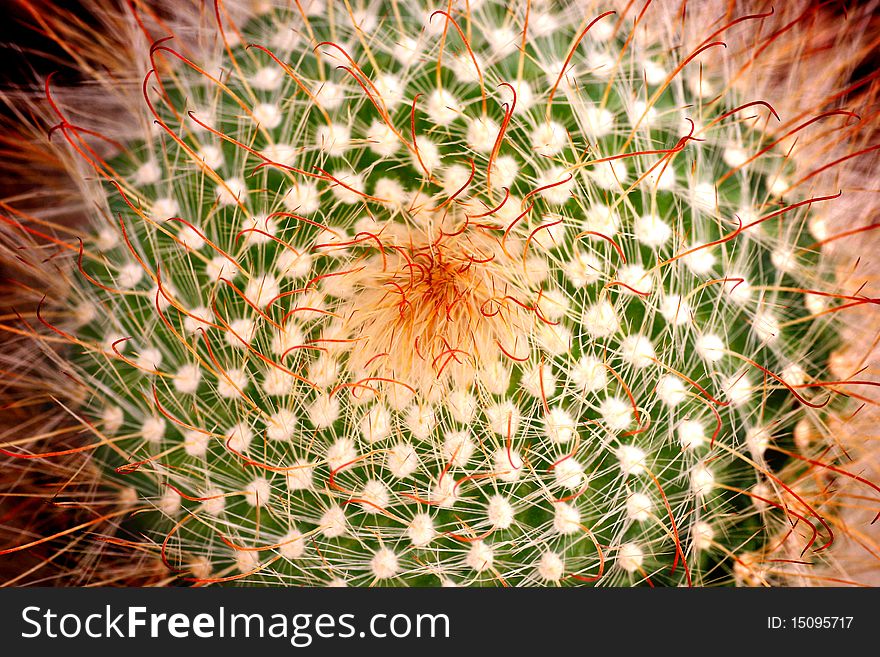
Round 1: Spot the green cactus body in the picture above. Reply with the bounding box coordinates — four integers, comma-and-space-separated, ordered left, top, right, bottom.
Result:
66, 0, 839, 586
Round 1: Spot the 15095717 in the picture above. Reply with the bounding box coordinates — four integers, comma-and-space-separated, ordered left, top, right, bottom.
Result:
793, 617, 853, 630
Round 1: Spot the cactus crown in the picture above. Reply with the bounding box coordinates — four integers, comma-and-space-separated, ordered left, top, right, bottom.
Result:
64, 0, 842, 586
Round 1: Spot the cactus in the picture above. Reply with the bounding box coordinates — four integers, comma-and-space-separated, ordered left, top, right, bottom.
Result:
3, 0, 879, 587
